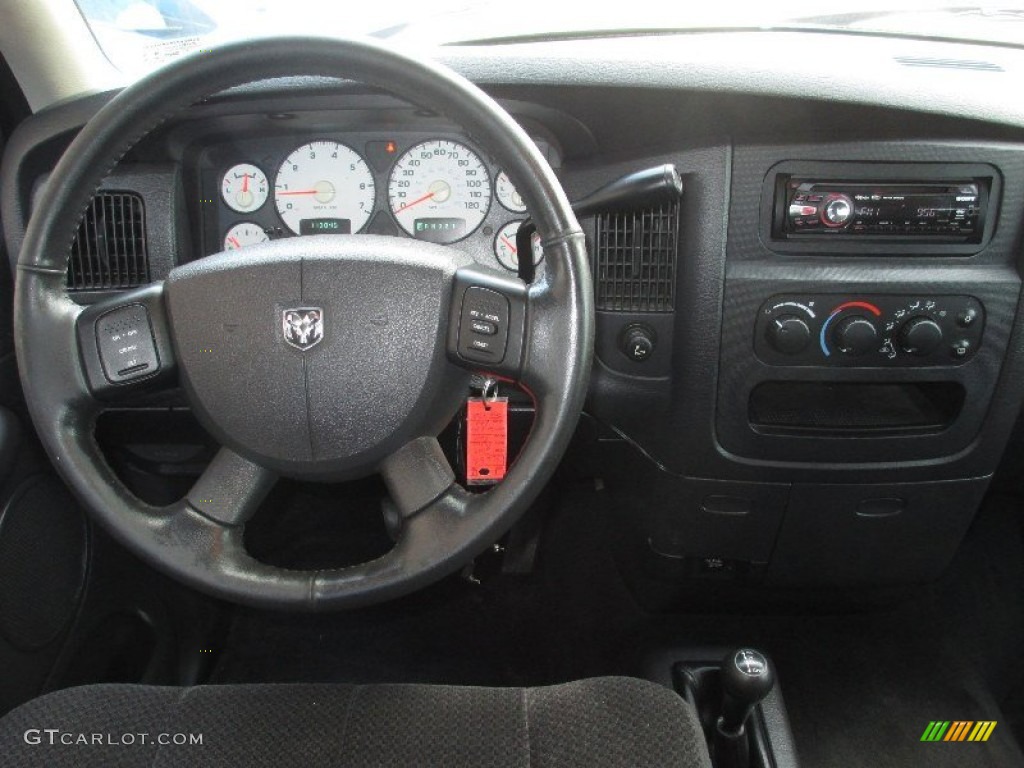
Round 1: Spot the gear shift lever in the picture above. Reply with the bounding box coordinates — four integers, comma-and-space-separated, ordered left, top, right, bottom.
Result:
714, 648, 775, 768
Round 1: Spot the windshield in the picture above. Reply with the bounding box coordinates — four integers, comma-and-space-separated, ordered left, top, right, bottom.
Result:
75, 0, 1024, 76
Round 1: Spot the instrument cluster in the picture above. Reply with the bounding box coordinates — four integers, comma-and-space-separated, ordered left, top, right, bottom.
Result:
201, 132, 555, 272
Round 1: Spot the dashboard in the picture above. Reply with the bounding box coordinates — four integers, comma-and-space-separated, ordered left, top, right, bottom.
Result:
5, 30, 1024, 595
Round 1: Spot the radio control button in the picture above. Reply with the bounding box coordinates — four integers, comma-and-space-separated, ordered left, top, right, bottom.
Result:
822, 195, 854, 227
789, 203, 819, 218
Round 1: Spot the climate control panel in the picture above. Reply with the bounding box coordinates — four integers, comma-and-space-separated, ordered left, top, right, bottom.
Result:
754, 294, 984, 367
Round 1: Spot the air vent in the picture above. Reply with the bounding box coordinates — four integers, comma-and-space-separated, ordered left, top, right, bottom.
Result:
594, 204, 678, 312
67, 192, 149, 291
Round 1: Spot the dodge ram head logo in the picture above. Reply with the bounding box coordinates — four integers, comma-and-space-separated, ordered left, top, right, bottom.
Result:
282, 307, 324, 350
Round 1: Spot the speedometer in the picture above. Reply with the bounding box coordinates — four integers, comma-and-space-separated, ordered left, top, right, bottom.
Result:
388, 140, 491, 243
274, 140, 375, 235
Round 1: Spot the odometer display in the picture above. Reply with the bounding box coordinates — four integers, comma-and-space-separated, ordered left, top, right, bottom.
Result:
299, 218, 351, 235
274, 141, 374, 235
388, 140, 490, 243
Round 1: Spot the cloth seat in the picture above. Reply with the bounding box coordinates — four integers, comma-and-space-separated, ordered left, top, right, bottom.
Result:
0, 676, 712, 767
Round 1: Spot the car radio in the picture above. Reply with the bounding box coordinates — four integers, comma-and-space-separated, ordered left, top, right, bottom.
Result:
773, 178, 988, 242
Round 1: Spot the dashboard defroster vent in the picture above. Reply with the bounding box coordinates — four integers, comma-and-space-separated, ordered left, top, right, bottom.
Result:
68, 192, 149, 291
594, 203, 678, 312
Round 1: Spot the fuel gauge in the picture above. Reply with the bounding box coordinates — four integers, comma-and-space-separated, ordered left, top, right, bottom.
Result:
224, 222, 270, 251
222, 163, 269, 213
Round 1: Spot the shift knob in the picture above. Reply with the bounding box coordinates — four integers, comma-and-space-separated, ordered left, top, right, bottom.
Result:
720, 648, 775, 733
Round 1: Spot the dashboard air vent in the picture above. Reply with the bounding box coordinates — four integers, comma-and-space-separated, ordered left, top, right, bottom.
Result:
67, 192, 149, 291
594, 203, 678, 312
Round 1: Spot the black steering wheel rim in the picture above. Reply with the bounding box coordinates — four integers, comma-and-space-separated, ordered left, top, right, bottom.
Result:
14, 36, 593, 610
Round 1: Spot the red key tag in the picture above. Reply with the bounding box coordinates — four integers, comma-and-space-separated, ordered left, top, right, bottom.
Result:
466, 397, 508, 486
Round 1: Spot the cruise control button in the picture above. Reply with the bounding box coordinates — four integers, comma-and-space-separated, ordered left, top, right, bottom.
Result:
470, 320, 498, 336
457, 286, 510, 363
96, 304, 159, 383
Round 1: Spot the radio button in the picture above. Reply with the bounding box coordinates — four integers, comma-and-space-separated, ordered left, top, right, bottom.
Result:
822, 195, 854, 227
789, 203, 819, 218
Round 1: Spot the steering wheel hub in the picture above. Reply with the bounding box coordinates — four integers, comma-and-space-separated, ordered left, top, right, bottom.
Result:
167, 235, 470, 478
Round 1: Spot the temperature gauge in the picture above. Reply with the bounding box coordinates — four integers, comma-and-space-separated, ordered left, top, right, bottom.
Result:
495, 170, 526, 213
223, 222, 269, 251
222, 163, 269, 213
493, 221, 543, 272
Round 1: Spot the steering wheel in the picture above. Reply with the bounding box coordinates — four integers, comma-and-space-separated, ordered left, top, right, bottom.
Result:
14, 37, 593, 610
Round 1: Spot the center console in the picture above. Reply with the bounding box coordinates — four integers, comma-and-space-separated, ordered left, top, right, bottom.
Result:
589, 140, 1024, 595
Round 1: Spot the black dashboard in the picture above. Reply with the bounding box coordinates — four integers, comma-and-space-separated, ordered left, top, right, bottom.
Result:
5, 30, 1024, 594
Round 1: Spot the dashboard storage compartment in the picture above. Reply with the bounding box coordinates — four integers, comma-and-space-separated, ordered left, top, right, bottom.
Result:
767, 478, 989, 586
748, 381, 965, 436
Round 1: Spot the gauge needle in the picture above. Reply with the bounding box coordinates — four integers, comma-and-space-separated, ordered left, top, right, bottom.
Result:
228, 237, 241, 249
394, 191, 435, 213
500, 235, 518, 253
242, 174, 250, 193
276, 189, 318, 196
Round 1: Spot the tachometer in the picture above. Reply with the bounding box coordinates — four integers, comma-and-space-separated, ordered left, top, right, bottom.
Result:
274, 141, 375, 235
388, 139, 490, 243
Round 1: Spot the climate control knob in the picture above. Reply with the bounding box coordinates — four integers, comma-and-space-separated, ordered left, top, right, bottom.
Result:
832, 315, 878, 356
766, 314, 811, 354
897, 316, 943, 356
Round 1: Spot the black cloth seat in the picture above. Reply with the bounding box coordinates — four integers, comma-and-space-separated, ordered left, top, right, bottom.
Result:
0, 677, 711, 767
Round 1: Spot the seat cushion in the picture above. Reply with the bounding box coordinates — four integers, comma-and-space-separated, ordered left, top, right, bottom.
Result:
0, 677, 711, 767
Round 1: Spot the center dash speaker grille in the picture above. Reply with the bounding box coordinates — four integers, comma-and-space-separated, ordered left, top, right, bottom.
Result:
67, 191, 149, 291
594, 203, 678, 312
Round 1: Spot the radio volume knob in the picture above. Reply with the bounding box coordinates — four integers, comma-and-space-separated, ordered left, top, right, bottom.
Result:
822, 194, 854, 228
832, 315, 878, 356
897, 316, 944, 356
766, 314, 811, 354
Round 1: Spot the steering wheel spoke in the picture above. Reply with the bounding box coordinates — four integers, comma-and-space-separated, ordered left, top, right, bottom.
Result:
379, 436, 456, 518
75, 282, 177, 401
186, 447, 277, 527
446, 235, 588, 401
446, 263, 529, 380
